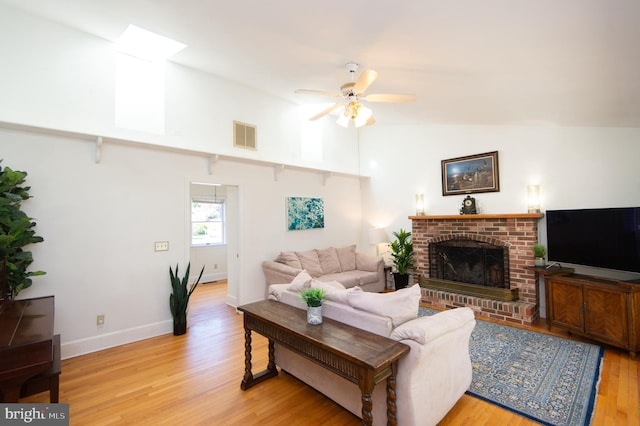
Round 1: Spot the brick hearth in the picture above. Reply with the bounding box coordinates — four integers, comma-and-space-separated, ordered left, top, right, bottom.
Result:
411, 213, 544, 325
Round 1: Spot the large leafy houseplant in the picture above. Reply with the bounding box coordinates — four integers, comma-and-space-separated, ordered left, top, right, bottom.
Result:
390, 228, 414, 289
169, 262, 204, 335
0, 160, 45, 300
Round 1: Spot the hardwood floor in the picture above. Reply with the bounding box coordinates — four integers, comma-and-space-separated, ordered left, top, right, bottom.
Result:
22, 281, 639, 425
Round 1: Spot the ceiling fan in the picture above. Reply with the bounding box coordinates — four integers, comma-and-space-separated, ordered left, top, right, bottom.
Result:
295, 63, 416, 128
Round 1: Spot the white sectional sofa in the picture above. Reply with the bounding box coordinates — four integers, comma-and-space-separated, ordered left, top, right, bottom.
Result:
262, 244, 386, 292
268, 277, 476, 426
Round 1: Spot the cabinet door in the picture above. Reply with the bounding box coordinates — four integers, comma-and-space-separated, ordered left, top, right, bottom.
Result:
584, 286, 628, 348
549, 278, 584, 332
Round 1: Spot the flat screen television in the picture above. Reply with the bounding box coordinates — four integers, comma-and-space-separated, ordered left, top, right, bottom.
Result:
546, 207, 640, 274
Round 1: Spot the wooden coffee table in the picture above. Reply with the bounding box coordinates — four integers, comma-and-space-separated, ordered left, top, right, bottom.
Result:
238, 299, 409, 426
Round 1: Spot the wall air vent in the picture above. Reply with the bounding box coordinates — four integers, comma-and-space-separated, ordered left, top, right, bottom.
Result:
233, 121, 257, 150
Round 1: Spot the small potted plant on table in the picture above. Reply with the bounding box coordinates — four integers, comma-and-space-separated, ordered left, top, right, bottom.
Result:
533, 244, 546, 267
300, 288, 326, 325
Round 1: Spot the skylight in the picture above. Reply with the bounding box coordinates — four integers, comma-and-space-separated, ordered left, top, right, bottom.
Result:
115, 25, 186, 61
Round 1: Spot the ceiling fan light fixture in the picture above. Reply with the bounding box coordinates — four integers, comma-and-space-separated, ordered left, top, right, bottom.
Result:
335, 101, 372, 128
336, 111, 350, 127
354, 105, 373, 128
295, 64, 415, 128
346, 101, 360, 119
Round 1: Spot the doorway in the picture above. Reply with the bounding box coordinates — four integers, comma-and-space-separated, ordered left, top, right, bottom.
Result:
188, 181, 240, 307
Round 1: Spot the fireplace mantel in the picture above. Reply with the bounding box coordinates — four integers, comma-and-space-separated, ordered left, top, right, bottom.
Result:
409, 213, 543, 220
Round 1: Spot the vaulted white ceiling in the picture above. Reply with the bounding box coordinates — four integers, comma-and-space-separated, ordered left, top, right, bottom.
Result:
3, 0, 639, 127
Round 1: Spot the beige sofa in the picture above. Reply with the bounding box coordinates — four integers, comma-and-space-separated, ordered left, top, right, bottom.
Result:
262, 244, 385, 292
268, 278, 476, 426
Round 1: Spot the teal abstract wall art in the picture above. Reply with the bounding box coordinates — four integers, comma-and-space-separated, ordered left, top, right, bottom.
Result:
286, 197, 324, 231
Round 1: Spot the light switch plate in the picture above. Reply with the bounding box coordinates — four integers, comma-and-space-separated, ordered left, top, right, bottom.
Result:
154, 241, 169, 251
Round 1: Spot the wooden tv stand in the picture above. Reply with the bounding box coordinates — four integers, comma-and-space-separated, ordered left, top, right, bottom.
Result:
537, 270, 640, 357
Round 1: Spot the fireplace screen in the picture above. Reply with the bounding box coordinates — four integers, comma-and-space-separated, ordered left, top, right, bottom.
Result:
429, 239, 509, 288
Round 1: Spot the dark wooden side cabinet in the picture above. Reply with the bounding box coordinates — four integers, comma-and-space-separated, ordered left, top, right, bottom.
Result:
544, 274, 640, 356
0, 296, 56, 401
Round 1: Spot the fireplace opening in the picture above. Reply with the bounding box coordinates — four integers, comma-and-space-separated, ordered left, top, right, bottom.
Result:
429, 239, 509, 289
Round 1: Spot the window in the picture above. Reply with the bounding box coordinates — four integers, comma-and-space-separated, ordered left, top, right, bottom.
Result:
115, 52, 165, 134
299, 104, 323, 162
114, 26, 185, 135
191, 198, 225, 246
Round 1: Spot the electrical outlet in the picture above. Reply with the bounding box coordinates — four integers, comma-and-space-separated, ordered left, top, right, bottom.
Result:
97, 314, 105, 326
214, 263, 218, 269
154, 241, 169, 251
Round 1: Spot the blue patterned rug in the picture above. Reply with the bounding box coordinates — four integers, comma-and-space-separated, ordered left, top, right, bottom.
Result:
419, 307, 604, 426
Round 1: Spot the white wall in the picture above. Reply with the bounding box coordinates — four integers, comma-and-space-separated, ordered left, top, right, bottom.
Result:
359, 123, 640, 283
0, 129, 364, 358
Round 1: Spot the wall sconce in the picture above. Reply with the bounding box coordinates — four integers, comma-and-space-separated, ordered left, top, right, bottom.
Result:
527, 184, 541, 213
368, 228, 388, 256
415, 194, 425, 216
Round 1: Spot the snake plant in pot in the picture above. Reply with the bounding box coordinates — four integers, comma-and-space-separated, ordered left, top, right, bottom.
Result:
390, 228, 414, 290
169, 262, 204, 335
0, 160, 45, 301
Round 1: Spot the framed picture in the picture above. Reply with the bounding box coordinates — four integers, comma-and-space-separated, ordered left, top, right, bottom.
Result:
286, 197, 324, 231
441, 151, 500, 196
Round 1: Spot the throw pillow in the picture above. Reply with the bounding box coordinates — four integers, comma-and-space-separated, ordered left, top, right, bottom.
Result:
288, 270, 313, 291
295, 250, 323, 277
275, 251, 302, 269
335, 244, 357, 271
347, 284, 420, 327
390, 308, 475, 344
389, 317, 428, 344
310, 279, 358, 304
316, 247, 341, 274
355, 252, 380, 272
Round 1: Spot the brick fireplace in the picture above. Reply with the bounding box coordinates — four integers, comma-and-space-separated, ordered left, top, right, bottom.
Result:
411, 213, 543, 325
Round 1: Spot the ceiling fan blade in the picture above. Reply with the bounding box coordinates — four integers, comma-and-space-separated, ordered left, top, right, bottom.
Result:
353, 69, 378, 94
309, 102, 343, 121
295, 89, 342, 98
364, 93, 417, 103
365, 115, 376, 126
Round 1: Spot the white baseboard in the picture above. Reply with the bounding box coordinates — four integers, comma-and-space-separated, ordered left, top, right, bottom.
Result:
226, 294, 238, 308
61, 320, 172, 360
201, 272, 227, 283
61, 273, 228, 359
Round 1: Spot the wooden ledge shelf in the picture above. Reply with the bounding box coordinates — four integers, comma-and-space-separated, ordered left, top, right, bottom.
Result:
409, 213, 544, 220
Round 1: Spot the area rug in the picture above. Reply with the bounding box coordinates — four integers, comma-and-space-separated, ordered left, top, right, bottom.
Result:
418, 307, 604, 426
